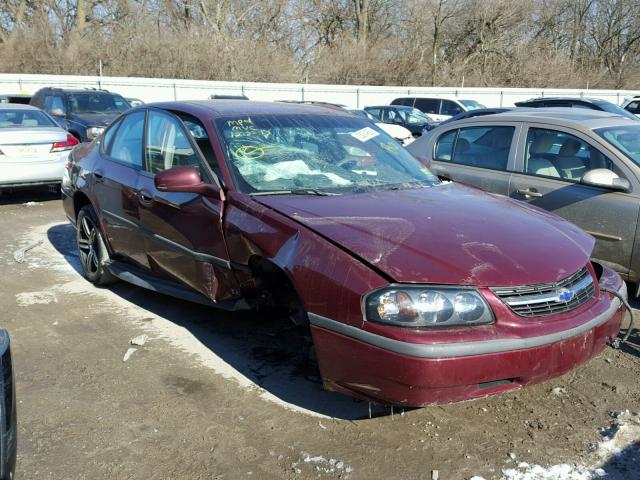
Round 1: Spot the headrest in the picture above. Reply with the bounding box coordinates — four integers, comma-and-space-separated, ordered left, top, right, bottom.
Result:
559, 138, 581, 156
530, 134, 555, 155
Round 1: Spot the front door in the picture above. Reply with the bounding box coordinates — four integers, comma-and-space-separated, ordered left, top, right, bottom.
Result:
94, 111, 150, 268
508, 125, 640, 277
136, 109, 231, 300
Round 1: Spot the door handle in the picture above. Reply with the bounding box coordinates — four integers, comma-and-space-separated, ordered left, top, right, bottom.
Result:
138, 190, 154, 206
516, 188, 543, 198
94, 170, 104, 184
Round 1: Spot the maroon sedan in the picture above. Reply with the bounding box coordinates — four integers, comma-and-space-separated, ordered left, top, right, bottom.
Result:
62, 101, 626, 406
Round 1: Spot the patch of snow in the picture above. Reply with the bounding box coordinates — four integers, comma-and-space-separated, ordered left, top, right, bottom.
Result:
494, 411, 640, 480
15, 291, 57, 306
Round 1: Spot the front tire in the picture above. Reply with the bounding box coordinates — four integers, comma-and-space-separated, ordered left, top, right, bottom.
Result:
76, 205, 117, 285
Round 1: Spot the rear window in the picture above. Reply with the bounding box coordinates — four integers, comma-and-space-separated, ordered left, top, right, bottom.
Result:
0, 109, 55, 127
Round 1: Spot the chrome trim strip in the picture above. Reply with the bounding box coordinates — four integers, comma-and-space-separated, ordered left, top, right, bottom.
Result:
308, 284, 624, 359
585, 231, 623, 242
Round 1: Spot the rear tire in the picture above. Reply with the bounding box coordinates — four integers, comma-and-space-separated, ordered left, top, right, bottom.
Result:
76, 205, 117, 285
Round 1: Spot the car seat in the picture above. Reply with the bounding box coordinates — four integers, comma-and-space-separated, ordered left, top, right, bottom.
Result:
527, 134, 560, 177
554, 138, 586, 180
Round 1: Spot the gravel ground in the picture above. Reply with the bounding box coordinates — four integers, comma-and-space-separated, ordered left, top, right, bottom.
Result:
1, 191, 639, 480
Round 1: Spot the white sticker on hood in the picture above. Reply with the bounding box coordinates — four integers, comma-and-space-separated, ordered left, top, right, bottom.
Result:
350, 127, 379, 142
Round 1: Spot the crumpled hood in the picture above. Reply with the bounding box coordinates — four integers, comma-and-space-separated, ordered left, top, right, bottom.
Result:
70, 112, 119, 127
257, 183, 595, 286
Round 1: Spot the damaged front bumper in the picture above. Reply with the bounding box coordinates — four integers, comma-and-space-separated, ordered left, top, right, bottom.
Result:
310, 266, 626, 406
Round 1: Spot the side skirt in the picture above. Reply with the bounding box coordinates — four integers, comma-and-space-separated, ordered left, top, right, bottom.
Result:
106, 260, 250, 311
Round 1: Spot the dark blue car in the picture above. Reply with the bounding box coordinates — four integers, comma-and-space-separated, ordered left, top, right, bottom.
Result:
30, 88, 130, 142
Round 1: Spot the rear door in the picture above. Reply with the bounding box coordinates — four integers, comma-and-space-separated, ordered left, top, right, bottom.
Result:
508, 124, 640, 276
94, 110, 150, 267
136, 108, 231, 300
424, 122, 520, 195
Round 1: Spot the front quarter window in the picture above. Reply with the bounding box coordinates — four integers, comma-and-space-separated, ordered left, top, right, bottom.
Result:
215, 114, 439, 194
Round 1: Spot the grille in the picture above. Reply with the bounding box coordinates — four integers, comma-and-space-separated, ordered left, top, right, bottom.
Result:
491, 267, 595, 317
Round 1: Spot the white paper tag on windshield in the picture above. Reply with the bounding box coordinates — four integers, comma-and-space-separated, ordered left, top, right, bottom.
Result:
351, 127, 379, 142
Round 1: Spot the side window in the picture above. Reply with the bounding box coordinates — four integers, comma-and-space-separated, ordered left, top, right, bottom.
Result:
48, 95, 66, 115
102, 117, 123, 154
434, 130, 457, 161
365, 108, 381, 120
145, 110, 200, 174
382, 109, 398, 123
626, 101, 640, 114
178, 114, 224, 182
525, 128, 613, 181
109, 111, 144, 168
414, 99, 439, 115
449, 126, 514, 170
441, 100, 464, 116
43, 95, 65, 114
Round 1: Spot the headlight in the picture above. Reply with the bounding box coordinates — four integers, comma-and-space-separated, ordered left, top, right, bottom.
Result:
87, 127, 105, 140
364, 286, 494, 327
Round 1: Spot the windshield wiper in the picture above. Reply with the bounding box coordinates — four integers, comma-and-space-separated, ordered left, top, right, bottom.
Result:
250, 189, 340, 196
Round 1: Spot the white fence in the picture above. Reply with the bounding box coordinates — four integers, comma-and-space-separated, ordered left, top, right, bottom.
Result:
0, 73, 638, 108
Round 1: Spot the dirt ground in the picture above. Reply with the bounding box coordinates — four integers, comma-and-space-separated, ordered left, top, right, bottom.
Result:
1, 191, 639, 480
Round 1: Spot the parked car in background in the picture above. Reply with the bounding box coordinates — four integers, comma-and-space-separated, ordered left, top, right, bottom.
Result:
391, 97, 486, 122
0, 94, 31, 105
0, 330, 16, 480
408, 108, 640, 286
439, 107, 513, 125
515, 97, 638, 121
126, 97, 144, 108
30, 88, 130, 142
0, 104, 78, 193
63, 100, 625, 406
349, 109, 414, 145
364, 105, 434, 136
621, 95, 640, 117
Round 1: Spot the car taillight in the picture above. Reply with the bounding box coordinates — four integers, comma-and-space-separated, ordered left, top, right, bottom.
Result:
51, 134, 79, 153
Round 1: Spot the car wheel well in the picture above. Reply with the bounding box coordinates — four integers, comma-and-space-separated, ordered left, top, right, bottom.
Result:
248, 256, 308, 326
73, 192, 92, 222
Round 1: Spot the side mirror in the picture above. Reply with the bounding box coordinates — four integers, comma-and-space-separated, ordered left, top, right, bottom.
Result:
154, 166, 222, 199
581, 168, 630, 191
50, 108, 66, 117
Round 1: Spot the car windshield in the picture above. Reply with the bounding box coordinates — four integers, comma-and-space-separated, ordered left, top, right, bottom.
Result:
68, 93, 130, 114
0, 109, 55, 127
397, 108, 430, 124
595, 125, 640, 164
459, 100, 486, 110
216, 114, 439, 194
593, 101, 639, 121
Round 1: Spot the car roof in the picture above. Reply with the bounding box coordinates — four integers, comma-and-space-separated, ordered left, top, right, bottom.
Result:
366, 105, 413, 109
145, 100, 356, 117
447, 107, 636, 130
518, 97, 608, 104
38, 87, 117, 95
0, 103, 42, 110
